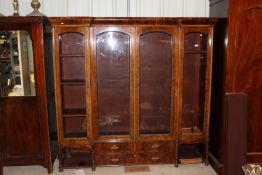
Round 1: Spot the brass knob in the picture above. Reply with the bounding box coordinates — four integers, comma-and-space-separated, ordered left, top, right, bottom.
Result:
111, 158, 119, 162
151, 156, 160, 161
110, 144, 119, 150
151, 143, 160, 149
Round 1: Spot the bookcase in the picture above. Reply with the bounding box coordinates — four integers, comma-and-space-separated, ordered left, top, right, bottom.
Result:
50, 17, 216, 170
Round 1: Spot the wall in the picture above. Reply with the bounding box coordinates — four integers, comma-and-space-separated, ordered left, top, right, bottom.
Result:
0, 0, 209, 17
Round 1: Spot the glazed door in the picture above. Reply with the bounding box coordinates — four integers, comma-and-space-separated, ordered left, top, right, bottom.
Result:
180, 26, 213, 139
136, 27, 176, 140
53, 26, 92, 147
92, 27, 134, 140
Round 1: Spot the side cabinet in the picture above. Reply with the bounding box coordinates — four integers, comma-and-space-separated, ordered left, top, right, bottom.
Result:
177, 25, 214, 165
52, 24, 94, 171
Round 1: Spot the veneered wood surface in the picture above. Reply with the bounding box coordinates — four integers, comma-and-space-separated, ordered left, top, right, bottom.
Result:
1, 97, 42, 163
226, 0, 262, 162
0, 16, 53, 173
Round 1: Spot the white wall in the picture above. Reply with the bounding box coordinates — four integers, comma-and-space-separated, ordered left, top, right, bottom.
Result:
0, 0, 209, 17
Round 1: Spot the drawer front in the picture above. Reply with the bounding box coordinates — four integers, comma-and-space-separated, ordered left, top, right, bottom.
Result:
94, 142, 134, 153
144, 152, 175, 164
136, 141, 175, 152
95, 154, 124, 165
125, 153, 145, 164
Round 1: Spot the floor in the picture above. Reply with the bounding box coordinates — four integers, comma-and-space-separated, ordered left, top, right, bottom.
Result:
3, 160, 217, 175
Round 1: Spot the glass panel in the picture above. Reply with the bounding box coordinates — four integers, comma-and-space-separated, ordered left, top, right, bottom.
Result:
63, 116, 87, 138
96, 31, 130, 136
60, 56, 85, 81
182, 32, 207, 133
58, 32, 87, 138
62, 84, 86, 114
0, 30, 35, 96
59, 33, 84, 55
139, 32, 172, 134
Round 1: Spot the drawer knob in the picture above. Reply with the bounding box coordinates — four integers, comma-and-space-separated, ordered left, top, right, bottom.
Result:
151, 143, 160, 149
194, 44, 199, 48
111, 158, 119, 162
151, 156, 160, 161
111, 144, 119, 150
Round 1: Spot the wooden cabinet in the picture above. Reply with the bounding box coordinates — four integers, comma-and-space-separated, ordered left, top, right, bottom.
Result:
52, 25, 94, 171
50, 17, 216, 170
177, 25, 214, 166
210, 1, 262, 175
0, 17, 55, 173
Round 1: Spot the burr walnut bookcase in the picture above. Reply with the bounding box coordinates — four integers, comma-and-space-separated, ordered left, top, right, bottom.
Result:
50, 17, 216, 170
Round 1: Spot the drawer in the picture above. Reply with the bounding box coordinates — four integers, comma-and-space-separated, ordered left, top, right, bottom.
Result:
145, 152, 175, 164
136, 141, 175, 152
125, 153, 145, 164
95, 154, 124, 165
94, 142, 134, 153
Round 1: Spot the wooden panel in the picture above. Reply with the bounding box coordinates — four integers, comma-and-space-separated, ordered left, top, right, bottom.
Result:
95, 154, 124, 165
224, 93, 247, 175
225, 0, 262, 163
94, 142, 134, 153
232, 8, 262, 158
144, 152, 174, 164
1, 97, 42, 163
136, 141, 174, 153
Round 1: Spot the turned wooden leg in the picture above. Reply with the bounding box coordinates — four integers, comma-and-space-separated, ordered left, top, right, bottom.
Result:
0, 166, 3, 175
205, 140, 209, 166
58, 150, 64, 172
91, 148, 96, 171
175, 141, 179, 167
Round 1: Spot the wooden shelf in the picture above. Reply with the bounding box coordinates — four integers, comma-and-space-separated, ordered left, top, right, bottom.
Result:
59, 54, 84, 57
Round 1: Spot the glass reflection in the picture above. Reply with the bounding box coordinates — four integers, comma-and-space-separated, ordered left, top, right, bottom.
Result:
0, 30, 35, 97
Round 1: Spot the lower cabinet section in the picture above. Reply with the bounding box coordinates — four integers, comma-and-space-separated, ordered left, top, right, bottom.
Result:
94, 141, 175, 165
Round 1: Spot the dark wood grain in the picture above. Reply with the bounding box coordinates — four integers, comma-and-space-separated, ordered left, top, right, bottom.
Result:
0, 17, 54, 173
210, 1, 262, 174
49, 17, 217, 26
226, 1, 262, 164
1, 97, 41, 163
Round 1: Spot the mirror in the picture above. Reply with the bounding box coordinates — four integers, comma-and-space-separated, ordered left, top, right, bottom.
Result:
0, 30, 35, 97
